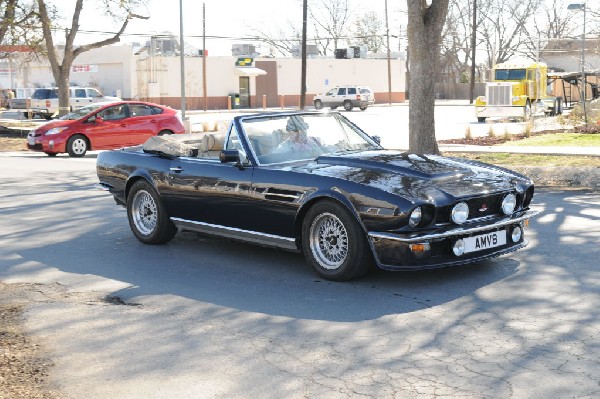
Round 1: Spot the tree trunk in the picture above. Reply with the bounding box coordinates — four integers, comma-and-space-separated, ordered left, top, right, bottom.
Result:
407, 0, 449, 154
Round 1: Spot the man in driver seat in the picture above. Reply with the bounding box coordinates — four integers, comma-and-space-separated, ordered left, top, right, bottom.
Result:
272, 116, 323, 156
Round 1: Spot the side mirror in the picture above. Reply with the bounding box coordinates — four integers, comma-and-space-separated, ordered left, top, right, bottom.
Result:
371, 135, 381, 145
95, 116, 104, 123
220, 149, 249, 170
220, 149, 242, 164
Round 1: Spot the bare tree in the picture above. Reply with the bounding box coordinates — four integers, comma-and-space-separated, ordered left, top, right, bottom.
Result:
352, 11, 384, 53
0, 0, 44, 56
309, 0, 354, 55
249, 25, 302, 57
407, 0, 450, 154
478, 0, 542, 67
248, 0, 359, 57
36, 0, 148, 116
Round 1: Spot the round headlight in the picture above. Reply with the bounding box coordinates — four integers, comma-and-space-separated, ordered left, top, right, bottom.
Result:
502, 193, 517, 215
511, 226, 523, 243
451, 202, 469, 224
453, 239, 465, 256
409, 207, 422, 228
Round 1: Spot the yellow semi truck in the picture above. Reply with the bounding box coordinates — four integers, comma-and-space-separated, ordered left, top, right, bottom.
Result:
475, 62, 563, 122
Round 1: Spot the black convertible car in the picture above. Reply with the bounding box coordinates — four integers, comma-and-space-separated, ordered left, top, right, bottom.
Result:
96, 111, 537, 281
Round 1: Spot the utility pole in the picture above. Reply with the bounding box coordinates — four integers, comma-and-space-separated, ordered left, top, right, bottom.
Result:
179, 0, 186, 119
385, 0, 392, 105
567, 2, 588, 125
202, 3, 207, 111
469, 0, 477, 104
300, 0, 308, 109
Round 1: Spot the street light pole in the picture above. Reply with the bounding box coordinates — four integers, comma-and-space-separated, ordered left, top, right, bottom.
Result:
179, 0, 187, 119
568, 2, 587, 125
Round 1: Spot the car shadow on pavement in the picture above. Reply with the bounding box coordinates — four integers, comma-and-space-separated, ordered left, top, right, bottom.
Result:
0, 168, 520, 322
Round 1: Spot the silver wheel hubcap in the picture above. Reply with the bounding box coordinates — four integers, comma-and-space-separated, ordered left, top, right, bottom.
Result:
309, 212, 348, 270
72, 138, 87, 154
132, 189, 157, 235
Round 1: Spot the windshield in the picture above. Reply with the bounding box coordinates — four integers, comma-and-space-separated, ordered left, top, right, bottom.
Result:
241, 113, 381, 165
495, 69, 526, 81
32, 88, 58, 100
59, 104, 107, 120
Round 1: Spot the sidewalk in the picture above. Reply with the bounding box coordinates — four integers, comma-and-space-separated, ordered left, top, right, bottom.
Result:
439, 144, 600, 157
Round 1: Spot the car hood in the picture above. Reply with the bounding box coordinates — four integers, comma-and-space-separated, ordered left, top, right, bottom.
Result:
303, 150, 526, 201
34, 119, 76, 132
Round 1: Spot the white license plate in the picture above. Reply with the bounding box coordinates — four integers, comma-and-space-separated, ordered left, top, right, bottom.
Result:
27, 136, 35, 146
463, 230, 506, 253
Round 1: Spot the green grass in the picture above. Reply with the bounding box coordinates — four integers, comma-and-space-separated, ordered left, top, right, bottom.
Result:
445, 152, 600, 167
501, 133, 600, 147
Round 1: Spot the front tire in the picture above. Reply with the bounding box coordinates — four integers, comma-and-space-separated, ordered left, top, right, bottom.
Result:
127, 180, 177, 245
66, 134, 88, 157
477, 117, 486, 123
302, 200, 373, 281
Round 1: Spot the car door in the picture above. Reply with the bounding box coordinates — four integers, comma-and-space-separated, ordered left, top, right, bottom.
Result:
321, 88, 338, 107
161, 126, 256, 232
88, 104, 131, 149
71, 88, 89, 110
86, 88, 103, 104
126, 103, 159, 145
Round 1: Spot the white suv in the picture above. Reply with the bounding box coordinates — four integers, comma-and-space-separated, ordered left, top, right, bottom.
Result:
28, 87, 121, 119
313, 85, 375, 111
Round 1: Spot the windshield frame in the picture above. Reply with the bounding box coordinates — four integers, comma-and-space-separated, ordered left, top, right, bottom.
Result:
238, 112, 382, 166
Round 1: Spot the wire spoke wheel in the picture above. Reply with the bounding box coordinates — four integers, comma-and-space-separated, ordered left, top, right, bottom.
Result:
126, 181, 177, 245
302, 201, 373, 281
310, 212, 349, 269
131, 189, 158, 236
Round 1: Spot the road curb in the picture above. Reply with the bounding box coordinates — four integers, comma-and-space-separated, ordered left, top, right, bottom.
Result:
510, 165, 600, 191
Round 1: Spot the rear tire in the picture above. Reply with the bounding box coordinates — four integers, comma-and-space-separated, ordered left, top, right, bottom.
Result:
302, 200, 373, 281
127, 180, 177, 245
158, 130, 173, 136
477, 117, 486, 123
66, 134, 88, 157
360, 106, 367, 111
314, 100, 323, 110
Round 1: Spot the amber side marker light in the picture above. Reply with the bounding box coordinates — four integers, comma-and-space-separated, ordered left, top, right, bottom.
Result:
524, 220, 529, 228
410, 243, 430, 253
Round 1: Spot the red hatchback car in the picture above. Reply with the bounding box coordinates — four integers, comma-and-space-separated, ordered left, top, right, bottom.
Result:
27, 101, 186, 157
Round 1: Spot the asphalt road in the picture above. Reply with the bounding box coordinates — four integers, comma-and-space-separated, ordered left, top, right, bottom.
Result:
1, 152, 599, 398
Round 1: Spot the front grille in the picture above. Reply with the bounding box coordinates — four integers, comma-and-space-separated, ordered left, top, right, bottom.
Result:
467, 194, 503, 218
27, 143, 43, 151
487, 84, 512, 106
436, 193, 508, 224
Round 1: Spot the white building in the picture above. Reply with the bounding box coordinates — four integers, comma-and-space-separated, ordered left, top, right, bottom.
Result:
3, 44, 407, 110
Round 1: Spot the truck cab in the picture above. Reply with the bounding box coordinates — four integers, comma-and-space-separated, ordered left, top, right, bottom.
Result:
475, 62, 562, 122
28, 87, 121, 119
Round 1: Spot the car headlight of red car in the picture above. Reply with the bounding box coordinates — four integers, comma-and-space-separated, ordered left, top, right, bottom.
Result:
45, 127, 68, 136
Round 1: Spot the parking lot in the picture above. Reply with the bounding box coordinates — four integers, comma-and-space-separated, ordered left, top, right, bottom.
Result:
1, 101, 566, 152
1, 118, 600, 397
